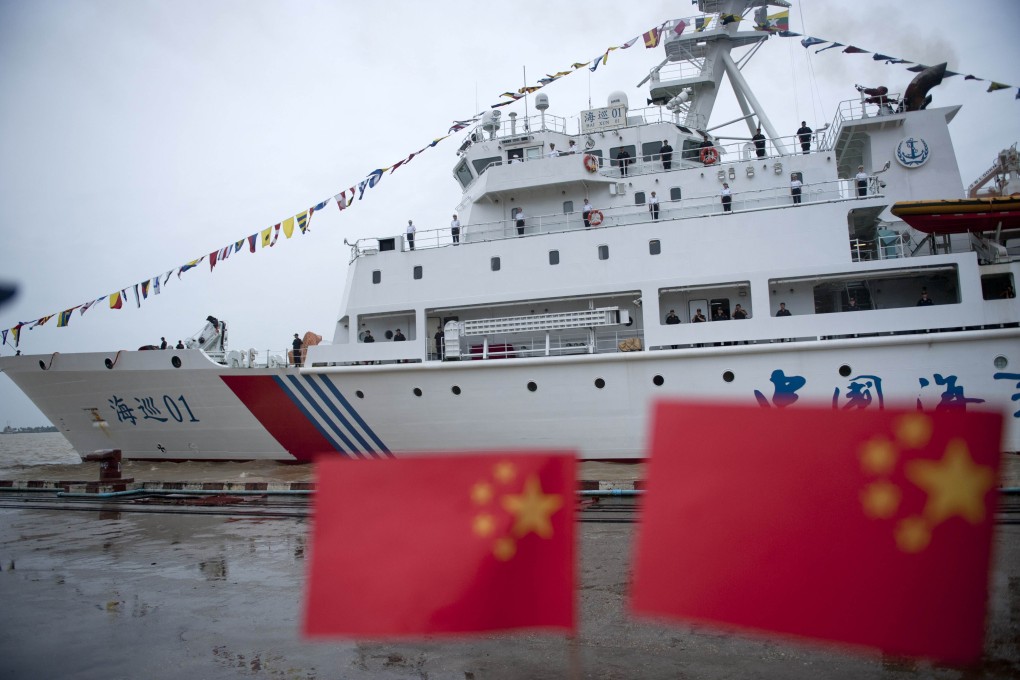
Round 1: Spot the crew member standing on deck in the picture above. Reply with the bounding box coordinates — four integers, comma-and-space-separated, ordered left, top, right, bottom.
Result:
515, 207, 526, 236
660, 139, 673, 170
797, 121, 813, 154
160, 337, 168, 349
292, 333, 304, 367
450, 214, 460, 244
790, 173, 803, 205
855, 165, 869, 197
720, 183, 732, 213
582, 198, 593, 228
752, 127, 766, 158
649, 191, 660, 220
406, 219, 416, 250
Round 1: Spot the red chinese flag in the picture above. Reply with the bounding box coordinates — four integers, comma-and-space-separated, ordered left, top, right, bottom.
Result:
304, 452, 576, 637
632, 402, 1003, 664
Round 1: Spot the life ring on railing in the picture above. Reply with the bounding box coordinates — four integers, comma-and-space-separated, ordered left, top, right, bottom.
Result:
700, 146, 719, 165
583, 153, 599, 173
588, 209, 604, 227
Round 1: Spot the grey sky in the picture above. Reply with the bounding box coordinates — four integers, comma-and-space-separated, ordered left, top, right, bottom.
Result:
1, 0, 1018, 426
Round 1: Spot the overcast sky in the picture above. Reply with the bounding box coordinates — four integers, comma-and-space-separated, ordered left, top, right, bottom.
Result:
1, 0, 1018, 427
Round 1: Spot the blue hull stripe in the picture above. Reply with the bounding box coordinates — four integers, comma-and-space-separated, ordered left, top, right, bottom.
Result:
282, 375, 362, 458
272, 374, 390, 458
304, 375, 379, 458
316, 375, 392, 456
271, 375, 350, 458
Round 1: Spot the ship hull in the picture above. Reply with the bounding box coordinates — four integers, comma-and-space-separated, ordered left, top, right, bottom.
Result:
4, 330, 1019, 461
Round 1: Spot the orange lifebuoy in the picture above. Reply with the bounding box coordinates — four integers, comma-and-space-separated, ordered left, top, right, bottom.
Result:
588, 209, 604, 227
700, 146, 719, 165
583, 153, 599, 173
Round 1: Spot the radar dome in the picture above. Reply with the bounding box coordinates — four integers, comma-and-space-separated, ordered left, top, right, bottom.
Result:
608, 91, 629, 108
535, 93, 549, 111
481, 110, 502, 132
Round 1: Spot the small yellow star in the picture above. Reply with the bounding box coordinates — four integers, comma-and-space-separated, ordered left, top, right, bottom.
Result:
501, 474, 563, 539
905, 438, 995, 526
895, 413, 933, 449
473, 513, 495, 537
494, 461, 516, 484
861, 480, 901, 518
860, 438, 897, 475
471, 482, 493, 505
493, 537, 516, 561
896, 516, 931, 553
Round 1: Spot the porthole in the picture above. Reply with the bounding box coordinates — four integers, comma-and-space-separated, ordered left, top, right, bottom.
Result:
451, 385, 462, 395
653, 375, 664, 386
171, 356, 182, 369
355, 390, 365, 399
594, 378, 606, 389
994, 355, 1008, 370
38, 360, 46, 370
722, 370, 735, 383
527, 381, 538, 392
413, 387, 423, 397
838, 364, 852, 377
105, 358, 114, 369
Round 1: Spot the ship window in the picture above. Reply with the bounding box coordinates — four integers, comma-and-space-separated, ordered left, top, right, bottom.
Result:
372, 270, 381, 284
634, 192, 646, 205
981, 273, 1015, 300
525, 146, 543, 161
454, 160, 473, 189
471, 156, 502, 175
549, 250, 560, 265
563, 200, 574, 213
681, 139, 702, 162
641, 141, 662, 162
507, 148, 524, 163
649, 240, 661, 255
598, 245, 609, 260
670, 187, 682, 200
491, 257, 501, 271
413, 265, 422, 280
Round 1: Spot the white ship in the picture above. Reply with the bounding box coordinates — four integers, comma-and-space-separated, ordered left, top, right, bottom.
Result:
2, 0, 1019, 461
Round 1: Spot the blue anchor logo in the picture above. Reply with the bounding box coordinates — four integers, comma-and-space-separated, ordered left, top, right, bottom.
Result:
895, 137, 930, 168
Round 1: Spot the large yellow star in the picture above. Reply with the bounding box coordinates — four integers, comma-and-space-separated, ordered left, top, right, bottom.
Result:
905, 438, 995, 526
501, 474, 563, 539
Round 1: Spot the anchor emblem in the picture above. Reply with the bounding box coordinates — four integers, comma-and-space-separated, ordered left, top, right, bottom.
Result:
895, 136, 930, 168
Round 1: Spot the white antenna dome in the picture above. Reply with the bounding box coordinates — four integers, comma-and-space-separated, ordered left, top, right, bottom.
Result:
608, 91, 628, 108
481, 110, 502, 132
535, 93, 549, 111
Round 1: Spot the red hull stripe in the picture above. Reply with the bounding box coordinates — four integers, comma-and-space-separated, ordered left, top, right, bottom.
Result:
220, 374, 345, 462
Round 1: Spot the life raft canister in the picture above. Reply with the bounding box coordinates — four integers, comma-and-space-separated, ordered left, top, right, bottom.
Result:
588, 209, 604, 226
583, 154, 599, 173
700, 146, 719, 165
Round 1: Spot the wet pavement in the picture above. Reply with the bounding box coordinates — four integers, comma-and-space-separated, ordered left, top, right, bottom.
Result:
1, 497, 1018, 679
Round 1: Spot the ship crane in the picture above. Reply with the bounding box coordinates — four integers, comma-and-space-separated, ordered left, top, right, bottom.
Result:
967, 143, 1019, 198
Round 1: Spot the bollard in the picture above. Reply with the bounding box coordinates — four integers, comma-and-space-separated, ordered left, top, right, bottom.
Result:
82, 449, 133, 485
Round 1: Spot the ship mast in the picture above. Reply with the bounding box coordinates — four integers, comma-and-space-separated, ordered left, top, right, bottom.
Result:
645, 0, 792, 154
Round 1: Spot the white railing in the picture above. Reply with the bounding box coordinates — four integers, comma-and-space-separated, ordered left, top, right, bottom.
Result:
355, 176, 885, 253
